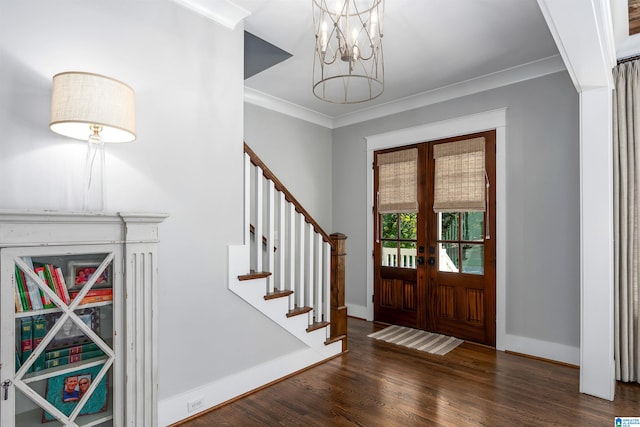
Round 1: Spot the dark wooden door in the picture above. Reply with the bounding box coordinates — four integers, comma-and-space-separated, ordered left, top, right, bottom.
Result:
374, 132, 496, 346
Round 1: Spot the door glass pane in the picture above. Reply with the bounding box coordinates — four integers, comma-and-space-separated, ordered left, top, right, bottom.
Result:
381, 241, 398, 267
462, 244, 484, 275
399, 242, 417, 269
439, 212, 459, 240
439, 243, 459, 272
462, 212, 484, 241
399, 213, 417, 240
381, 214, 398, 239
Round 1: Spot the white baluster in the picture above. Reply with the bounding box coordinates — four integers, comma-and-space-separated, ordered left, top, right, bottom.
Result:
297, 212, 305, 309
304, 223, 316, 318
306, 222, 314, 320
244, 153, 251, 246
266, 179, 275, 293
254, 166, 263, 273
288, 202, 296, 311
278, 192, 286, 294
315, 233, 323, 323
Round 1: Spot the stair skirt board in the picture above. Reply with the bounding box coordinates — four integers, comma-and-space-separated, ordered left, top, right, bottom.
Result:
158, 345, 342, 426
228, 244, 331, 347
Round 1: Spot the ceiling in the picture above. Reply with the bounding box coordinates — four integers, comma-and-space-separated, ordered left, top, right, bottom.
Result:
178, 0, 562, 123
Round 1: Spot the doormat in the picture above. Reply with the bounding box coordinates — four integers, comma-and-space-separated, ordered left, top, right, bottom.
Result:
368, 325, 463, 356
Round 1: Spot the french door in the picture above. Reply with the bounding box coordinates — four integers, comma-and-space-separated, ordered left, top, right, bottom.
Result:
373, 131, 496, 346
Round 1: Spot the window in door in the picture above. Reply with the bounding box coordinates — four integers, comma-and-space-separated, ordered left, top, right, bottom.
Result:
438, 211, 484, 274
381, 212, 417, 268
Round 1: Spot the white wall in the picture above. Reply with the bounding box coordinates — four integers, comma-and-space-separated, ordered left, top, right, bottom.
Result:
244, 103, 334, 230
0, 1, 307, 424
332, 71, 581, 356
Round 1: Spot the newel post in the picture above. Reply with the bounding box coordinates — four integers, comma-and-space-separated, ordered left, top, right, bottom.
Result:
330, 233, 348, 351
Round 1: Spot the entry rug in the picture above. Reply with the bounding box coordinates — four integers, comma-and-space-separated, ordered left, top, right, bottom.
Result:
368, 325, 463, 356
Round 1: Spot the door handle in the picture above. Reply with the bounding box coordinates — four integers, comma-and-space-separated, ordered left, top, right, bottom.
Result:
416, 256, 425, 265
428, 257, 436, 266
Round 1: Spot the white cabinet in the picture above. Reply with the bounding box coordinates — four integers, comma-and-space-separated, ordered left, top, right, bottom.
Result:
0, 211, 166, 427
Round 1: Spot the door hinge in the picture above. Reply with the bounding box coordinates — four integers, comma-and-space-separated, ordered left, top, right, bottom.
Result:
372, 294, 375, 303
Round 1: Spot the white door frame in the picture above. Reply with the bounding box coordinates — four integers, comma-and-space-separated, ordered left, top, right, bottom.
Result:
364, 108, 507, 350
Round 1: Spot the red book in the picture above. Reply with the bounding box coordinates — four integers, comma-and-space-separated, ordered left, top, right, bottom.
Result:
70, 288, 113, 299
53, 266, 70, 304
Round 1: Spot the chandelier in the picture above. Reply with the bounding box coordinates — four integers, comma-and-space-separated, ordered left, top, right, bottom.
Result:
312, 0, 384, 104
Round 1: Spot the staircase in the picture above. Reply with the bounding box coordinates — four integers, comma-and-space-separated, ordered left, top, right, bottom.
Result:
227, 143, 347, 365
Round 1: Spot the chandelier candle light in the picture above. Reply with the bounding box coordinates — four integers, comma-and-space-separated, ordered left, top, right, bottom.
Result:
49, 72, 136, 211
312, 0, 384, 103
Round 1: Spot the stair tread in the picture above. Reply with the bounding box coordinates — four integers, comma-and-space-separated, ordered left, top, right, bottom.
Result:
306, 321, 330, 333
264, 289, 294, 300
286, 306, 313, 318
238, 271, 272, 281
325, 334, 347, 345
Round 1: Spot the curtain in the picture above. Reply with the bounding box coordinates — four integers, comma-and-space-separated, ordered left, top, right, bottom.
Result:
433, 137, 486, 212
377, 148, 418, 214
613, 59, 640, 383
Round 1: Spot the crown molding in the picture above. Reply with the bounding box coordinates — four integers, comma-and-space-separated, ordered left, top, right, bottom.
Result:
171, 0, 250, 29
244, 87, 334, 128
245, 55, 566, 129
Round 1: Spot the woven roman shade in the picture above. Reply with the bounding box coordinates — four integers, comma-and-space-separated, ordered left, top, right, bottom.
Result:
377, 148, 418, 214
433, 137, 486, 212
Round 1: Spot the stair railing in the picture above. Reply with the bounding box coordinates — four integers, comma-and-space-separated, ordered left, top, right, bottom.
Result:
244, 143, 347, 348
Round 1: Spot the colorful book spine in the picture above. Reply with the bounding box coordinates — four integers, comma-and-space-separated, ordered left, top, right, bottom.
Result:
19, 317, 33, 372
54, 267, 71, 305
15, 265, 30, 311
35, 267, 56, 308
70, 288, 113, 305
25, 256, 53, 308
45, 342, 100, 360
22, 267, 44, 311
77, 294, 113, 305
44, 349, 105, 369
32, 316, 47, 372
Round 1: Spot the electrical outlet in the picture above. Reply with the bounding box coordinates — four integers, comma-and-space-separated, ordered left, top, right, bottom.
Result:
187, 397, 204, 413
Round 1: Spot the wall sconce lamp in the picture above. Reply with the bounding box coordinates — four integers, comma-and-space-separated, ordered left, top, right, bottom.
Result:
49, 71, 136, 211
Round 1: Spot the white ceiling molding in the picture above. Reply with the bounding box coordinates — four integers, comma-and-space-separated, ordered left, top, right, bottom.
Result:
244, 87, 333, 129
171, 0, 250, 29
536, 0, 615, 91
245, 54, 565, 129
333, 55, 565, 129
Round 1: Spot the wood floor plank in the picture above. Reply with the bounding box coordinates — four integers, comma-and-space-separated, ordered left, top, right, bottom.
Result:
177, 318, 640, 426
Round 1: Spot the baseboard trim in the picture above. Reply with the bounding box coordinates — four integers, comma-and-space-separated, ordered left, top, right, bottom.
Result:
346, 303, 368, 320
503, 333, 579, 366
159, 345, 342, 426
168, 350, 346, 426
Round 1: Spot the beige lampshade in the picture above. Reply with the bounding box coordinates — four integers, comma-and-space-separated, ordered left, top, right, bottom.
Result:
50, 71, 136, 143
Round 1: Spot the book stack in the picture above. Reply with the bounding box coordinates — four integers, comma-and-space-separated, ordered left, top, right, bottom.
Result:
15, 315, 106, 372
16, 315, 47, 372
70, 288, 113, 305
43, 342, 105, 369
14, 258, 71, 312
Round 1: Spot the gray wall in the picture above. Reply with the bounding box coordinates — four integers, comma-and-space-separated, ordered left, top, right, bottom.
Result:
0, 0, 305, 408
244, 104, 333, 230
332, 72, 581, 347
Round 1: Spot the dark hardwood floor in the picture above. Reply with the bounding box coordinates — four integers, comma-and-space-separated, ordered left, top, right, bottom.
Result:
177, 318, 640, 426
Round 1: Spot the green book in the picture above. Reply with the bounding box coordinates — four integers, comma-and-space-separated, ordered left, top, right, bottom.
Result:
45, 342, 100, 360
14, 265, 30, 311
18, 317, 33, 372
15, 348, 21, 370
32, 316, 47, 372
44, 349, 105, 369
